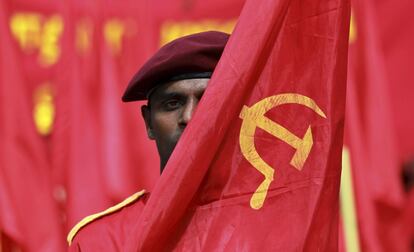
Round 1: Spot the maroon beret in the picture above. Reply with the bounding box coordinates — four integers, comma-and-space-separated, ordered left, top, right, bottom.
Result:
122, 31, 230, 102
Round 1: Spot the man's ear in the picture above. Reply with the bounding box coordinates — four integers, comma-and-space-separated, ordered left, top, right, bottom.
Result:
141, 105, 155, 140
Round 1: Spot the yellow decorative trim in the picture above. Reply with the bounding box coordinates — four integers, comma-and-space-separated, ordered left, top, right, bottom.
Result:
340, 148, 360, 252
67, 189, 146, 246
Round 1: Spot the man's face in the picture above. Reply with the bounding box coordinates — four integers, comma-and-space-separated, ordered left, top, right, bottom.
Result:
141, 78, 208, 171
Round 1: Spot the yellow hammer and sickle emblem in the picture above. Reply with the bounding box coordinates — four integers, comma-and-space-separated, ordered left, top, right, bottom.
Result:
239, 93, 327, 210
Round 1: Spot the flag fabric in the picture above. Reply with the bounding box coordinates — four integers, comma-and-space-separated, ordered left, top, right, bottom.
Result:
342, 0, 409, 250
0, 1, 65, 251
375, 2, 414, 245
0, 1, 160, 249
54, 0, 160, 230
125, 0, 351, 250
99, 0, 159, 205
148, 0, 245, 47
374, 0, 414, 163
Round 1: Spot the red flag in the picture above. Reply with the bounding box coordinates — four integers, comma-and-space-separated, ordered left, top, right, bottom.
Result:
342, 0, 409, 250
56, 0, 159, 230
374, 0, 414, 163
375, 1, 414, 244
0, 1, 65, 251
126, 0, 351, 250
148, 0, 245, 47
99, 0, 159, 204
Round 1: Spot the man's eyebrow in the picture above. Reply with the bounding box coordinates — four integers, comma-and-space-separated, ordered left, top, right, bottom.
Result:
155, 92, 185, 101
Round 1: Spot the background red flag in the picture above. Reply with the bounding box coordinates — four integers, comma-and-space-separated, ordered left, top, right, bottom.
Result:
148, 0, 244, 47
126, 0, 351, 250
341, 0, 409, 250
54, 0, 160, 230
0, 1, 65, 251
374, 0, 414, 163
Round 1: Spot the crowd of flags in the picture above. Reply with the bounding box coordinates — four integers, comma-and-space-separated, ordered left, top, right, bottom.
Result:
1, 0, 413, 251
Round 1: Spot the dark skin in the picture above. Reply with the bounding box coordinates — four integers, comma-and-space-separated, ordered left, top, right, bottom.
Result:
141, 78, 209, 172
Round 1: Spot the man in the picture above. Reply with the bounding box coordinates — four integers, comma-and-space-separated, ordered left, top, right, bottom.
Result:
67, 31, 229, 250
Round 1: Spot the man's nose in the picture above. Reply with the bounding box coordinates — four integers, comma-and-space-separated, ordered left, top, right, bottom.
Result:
179, 99, 197, 126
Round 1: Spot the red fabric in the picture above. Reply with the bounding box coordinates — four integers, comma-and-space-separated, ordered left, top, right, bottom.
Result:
344, 0, 409, 250
125, 0, 351, 250
148, 0, 245, 46
374, 0, 414, 163
403, 191, 414, 245
69, 193, 148, 251
0, 233, 20, 252
54, 0, 160, 231
0, 1, 65, 251
338, 219, 345, 252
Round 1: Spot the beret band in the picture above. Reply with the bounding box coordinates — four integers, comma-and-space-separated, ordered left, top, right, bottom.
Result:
169, 72, 212, 82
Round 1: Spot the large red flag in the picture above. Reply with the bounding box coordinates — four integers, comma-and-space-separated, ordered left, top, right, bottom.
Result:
126, 0, 351, 250
0, 1, 65, 251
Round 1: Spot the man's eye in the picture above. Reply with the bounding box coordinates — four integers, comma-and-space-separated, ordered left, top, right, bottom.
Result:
163, 100, 181, 110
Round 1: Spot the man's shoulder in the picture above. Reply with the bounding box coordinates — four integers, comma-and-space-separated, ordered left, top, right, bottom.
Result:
67, 189, 147, 251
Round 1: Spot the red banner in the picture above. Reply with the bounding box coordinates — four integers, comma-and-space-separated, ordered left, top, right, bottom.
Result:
52, 0, 161, 230
0, 1, 65, 250
126, 0, 351, 250
374, 0, 414, 163
148, 0, 245, 47
341, 0, 409, 250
